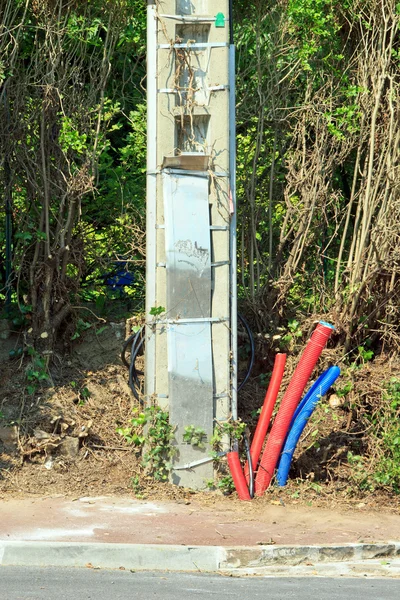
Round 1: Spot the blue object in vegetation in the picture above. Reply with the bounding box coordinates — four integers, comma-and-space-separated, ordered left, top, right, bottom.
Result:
104, 261, 135, 295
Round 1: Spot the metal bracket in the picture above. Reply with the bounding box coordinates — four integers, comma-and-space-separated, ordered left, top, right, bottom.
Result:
156, 224, 228, 231
158, 42, 228, 49
146, 169, 229, 178
157, 317, 229, 324
156, 392, 229, 400
173, 451, 227, 471
212, 261, 230, 267
159, 14, 230, 24
158, 85, 228, 94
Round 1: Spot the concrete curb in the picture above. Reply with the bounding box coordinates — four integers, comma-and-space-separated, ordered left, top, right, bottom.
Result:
1, 541, 400, 577
222, 542, 400, 568
222, 560, 400, 579
0, 542, 223, 572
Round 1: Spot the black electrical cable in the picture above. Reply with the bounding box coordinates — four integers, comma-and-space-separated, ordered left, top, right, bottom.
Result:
129, 336, 145, 403
122, 330, 142, 371
243, 429, 254, 499
123, 313, 254, 399
237, 312, 255, 392
131, 335, 144, 381
121, 332, 135, 368
121, 326, 145, 403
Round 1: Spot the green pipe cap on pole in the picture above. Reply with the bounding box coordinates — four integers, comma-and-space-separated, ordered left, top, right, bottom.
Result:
215, 13, 225, 27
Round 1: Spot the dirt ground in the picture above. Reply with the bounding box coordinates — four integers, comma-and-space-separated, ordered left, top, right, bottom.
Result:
0, 319, 399, 515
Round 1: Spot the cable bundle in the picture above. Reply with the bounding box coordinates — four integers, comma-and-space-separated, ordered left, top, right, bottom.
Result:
121, 326, 145, 403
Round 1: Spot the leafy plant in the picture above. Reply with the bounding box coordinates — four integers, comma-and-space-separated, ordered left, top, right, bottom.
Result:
205, 473, 235, 495
211, 419, 247, 454
335, 381, 353, 397
78, 386, 91, 404
372, 379, 400, 492
357, 345, 374, 363
142, 406, 176, 481
280, 319, 303, 350
130, 475, 145, 499
183, 425, 207, 449
217, 475, 235, 495
71, 319, 92, 341
251, 407, 262, 419
257, 373, 271, 389
347, 451, 371, 491
149, 306, 165, 317
116, 409, 147, 446
116, 406, 176, 482
25, 347, 50, 395
309, 482, 322, 494
70, 381, 91, 405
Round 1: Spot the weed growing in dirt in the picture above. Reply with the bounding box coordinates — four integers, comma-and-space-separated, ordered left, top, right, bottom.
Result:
335, 381, 353, 397
25, 347, 50, 395
130, 475, 145, 499
142, 406, 176, 481
116, 410, 147, 446
205, 474, 235, 495
372, 378, 400, 492
71, 318, 92, 341
117, 405, 175, 482
217, 475, 235, 495
346, 451, 370, 489
280, 319, 303, 351
70, 381, 91, 405
345, 378, 400, 494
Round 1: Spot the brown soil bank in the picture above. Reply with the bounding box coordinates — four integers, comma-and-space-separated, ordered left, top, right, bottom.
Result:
1, 321, 400, 514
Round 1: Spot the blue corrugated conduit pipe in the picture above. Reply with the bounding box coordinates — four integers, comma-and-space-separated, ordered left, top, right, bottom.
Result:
276, 366, 341, 487
289, 367, 332, 429
278, 368, 334, 460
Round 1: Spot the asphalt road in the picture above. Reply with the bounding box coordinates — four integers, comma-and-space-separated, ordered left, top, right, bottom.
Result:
1, 567, 400, 600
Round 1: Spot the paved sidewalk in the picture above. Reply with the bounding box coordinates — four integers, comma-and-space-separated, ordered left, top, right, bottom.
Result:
1, 495, 399, 546
1, 495, 400, 577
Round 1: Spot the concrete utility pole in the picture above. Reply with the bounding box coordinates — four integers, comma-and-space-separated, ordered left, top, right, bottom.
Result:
145, 0, 236, 489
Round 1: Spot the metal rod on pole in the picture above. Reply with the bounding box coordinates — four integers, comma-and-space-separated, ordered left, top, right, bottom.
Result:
145, 0, 157, 401
229, 1, 238, 420
229, 0, 234, 44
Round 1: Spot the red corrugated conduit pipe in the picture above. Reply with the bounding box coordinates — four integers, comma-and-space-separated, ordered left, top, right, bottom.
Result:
244, 353, 287, 484
227, 450, 251, 501
255, 322, 335, 496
